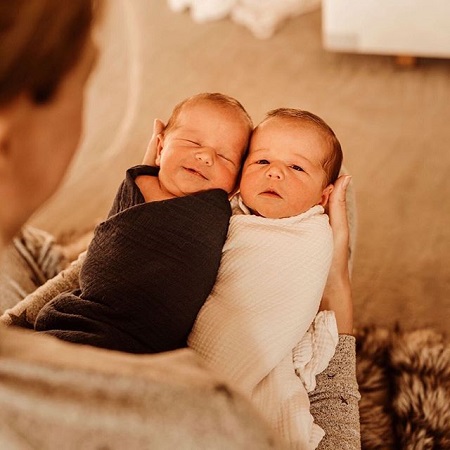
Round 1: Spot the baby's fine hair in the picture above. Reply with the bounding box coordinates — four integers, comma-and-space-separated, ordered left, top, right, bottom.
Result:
164, 92, 253, 136
262, 108, 343, 185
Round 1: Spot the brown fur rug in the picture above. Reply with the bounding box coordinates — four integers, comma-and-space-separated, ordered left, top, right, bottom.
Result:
356, 326, 450, 450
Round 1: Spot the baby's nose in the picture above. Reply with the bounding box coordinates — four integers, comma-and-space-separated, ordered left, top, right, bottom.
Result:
266, 164, 283, 179
195, 149, 213, 166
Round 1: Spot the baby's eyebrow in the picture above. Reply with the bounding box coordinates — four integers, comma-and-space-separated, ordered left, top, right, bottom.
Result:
292, 152, 318, 167
248, 147, 269, 155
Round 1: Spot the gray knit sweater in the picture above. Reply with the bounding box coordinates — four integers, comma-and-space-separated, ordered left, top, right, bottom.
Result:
312, 335, 361, 449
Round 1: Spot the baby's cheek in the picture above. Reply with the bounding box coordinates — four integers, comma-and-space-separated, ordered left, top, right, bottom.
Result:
221, 168, 234, 189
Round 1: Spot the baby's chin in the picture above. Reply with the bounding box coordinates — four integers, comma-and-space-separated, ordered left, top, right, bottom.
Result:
251, 206, 312, 219
251, 209, 292, 219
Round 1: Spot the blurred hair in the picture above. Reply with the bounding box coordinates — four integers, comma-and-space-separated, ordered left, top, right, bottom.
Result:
164, 92, 254, 137
261, 108, 343, 185
0, 0, 97, 105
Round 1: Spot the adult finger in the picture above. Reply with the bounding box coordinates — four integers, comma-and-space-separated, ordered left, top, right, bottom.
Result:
328, 175, 351, 247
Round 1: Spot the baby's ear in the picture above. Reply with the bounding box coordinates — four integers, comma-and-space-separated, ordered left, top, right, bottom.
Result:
154, 134, 164, 167
142, 119, 165, 166
319, 184, 334, 207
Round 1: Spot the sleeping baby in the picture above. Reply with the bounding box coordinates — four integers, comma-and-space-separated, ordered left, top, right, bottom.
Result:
33, 92, 253, 353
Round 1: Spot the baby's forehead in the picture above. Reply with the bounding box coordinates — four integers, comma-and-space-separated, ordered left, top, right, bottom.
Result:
254, 117, 326, 143
179, 99, 233, 117
179, 101, 251, 134
252, 118, 333, 159
256, 115, 318, 131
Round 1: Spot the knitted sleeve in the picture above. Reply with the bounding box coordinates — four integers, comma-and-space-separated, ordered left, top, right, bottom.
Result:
0, 252, 84, 328
309, 334, 361, 449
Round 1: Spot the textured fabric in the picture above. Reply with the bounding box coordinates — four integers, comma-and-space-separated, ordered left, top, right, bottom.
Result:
310, 335, 361, 450
168, 0, 236, 22
2, 262, 359, 448
0, 325, 281, 449
231, 0, 321, 39
251, 311, 339, 448
356, 326, 449, 450
0, 227, 69, 314
0, 187, 360, 448
167, 0, 321, 39
293, 311, 339, 392
189, 194, 336, 448
34, 165, 232, 354
1, 253, 85, 327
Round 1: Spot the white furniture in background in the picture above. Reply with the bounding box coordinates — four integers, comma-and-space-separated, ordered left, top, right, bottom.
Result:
322, 0, 450, 59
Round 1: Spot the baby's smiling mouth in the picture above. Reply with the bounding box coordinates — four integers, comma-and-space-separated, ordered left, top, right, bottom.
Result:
184, 167, 208, 180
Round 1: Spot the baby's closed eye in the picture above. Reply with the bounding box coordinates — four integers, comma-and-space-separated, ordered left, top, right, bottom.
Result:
218, 154, 233, 163
181, 139, 200, 146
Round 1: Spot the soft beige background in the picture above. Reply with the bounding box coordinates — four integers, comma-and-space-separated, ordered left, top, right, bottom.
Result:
31, 1, 450, 335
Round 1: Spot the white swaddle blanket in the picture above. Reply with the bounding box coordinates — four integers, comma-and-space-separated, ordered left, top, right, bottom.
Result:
168, 0, 321, 39
189, 195, 338, 449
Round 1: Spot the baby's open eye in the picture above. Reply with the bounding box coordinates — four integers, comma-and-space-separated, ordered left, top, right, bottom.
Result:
256, 159, 269, 165
290, 164, 304, 172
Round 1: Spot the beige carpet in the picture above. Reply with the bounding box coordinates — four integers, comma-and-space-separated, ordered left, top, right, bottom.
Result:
30, 1, 450, 335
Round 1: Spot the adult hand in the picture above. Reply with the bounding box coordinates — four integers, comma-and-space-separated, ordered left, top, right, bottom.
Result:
141, 119, 165, 166
320, 175, 353, 334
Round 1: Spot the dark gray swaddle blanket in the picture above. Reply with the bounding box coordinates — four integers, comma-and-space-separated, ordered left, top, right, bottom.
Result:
35, 165, 231, 354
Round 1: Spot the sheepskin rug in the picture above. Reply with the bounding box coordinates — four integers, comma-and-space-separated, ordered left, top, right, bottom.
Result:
356, 326, 450, 449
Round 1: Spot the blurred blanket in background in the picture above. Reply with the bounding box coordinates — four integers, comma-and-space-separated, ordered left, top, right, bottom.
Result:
168, 0, 321, 39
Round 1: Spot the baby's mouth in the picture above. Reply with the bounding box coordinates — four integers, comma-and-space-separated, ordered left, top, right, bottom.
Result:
260, 189, 281, 198
184, 167, 208, 180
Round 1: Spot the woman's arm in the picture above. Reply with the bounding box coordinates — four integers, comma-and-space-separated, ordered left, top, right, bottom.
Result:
311, 175, 361, 449
0, 252, 85, 327
310, 334, 361, 449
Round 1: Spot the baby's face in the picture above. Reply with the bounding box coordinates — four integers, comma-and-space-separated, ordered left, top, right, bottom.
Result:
155, 100, 250, 197
239, 117, 331, 219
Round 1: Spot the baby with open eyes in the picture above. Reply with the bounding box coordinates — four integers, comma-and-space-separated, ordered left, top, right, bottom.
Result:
189, 108, 343, 448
